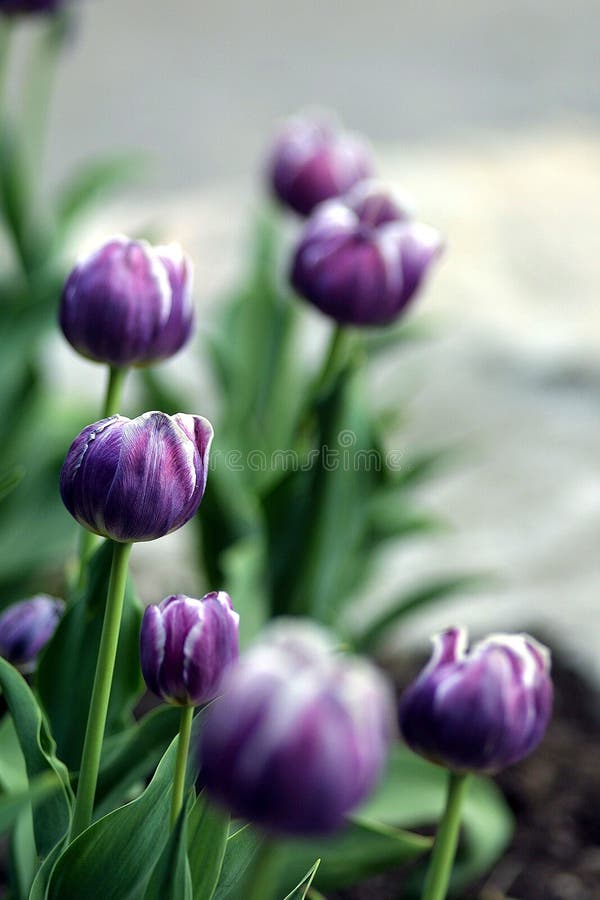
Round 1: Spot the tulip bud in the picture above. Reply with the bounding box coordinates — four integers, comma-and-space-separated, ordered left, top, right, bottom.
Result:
268, 116, 373, 217
60, 411, 213, 543
0, 0, 66, 13
399, 627, 553, 774
140, 592, 239, 706
59, 236, 194, 368
290, 181, 443, 326
199, 620, 394, 836
0, 596, 64, 670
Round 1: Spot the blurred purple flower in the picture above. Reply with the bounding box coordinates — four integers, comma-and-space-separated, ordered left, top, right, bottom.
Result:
140, 592, 239, 706
198, 619, 394, 836
60, 411, 213, 543
0, 0, 66, 14
0, 596, 64, 670
268, 115, 373, 217
60, 236, 194, 368
291, 181, 443, 326
399, 627, 553, 774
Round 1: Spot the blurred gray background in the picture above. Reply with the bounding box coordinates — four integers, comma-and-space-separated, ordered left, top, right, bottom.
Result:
42, 0, 599, 189
16, 0, 600, 674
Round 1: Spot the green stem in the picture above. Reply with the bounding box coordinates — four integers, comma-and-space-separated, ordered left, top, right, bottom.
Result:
421, 771, 469, 900
103, 365, 128, 418
170, 705, 194, 828
75, 366, 128, 591
245, 841, 279, 900
70, 541, 132, 840
314, 324, 348, 397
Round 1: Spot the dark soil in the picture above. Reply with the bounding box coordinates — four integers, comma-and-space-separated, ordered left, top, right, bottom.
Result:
331, 638, 600, 900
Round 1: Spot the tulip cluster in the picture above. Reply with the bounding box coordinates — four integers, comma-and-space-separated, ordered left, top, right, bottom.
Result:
268, 114, 444, 328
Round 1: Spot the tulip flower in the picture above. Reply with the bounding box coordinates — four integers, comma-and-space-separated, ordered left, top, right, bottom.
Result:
268, 115, 373, 217
59, 236, 194, 369
399, 627, 552, 900
0, 595, 64, 670
141, 592, 239, 825
291, 181, 443, 327
140, 592, 239, 707
199, 619, 394, 837
60, 411, 213, 544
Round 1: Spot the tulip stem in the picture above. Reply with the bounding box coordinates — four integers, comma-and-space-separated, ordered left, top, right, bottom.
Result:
103, 365, 128, 418
170, 705, 194, 828
70, 540, 132, 840
316, 324, 350, 396
245, 841, 280, 900
421, 771, 469, 900
75, 366, 128, 591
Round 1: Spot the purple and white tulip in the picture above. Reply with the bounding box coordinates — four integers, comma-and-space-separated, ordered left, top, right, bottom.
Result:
199, 620, 395, 836
0, 596, 64, 670
290, 181, 444, 326
399, 627, 553, 774
59, 236, 194, 368
140, 592, 239, 706
60, 411, 213, 543
0, 0, 66, 13
268, 116, 374, 217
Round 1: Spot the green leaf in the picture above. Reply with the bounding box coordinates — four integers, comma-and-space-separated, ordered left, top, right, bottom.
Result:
0, 465, 24, 503
46, 714, 204, 900
0, 717, 36, 899
212, 825, 264, 900
263, 358, 378, 622
96, 705, 180, 816
0, 658, 72, 857
354, 574, 489, 652
359, 746, 514, 896
187, 794, 230, 900
279, 817, 429, 893
143, 806, 192, 900
0, 771, 62, 833
54, 154, 145, 236
36, 540, 144, 770
220, 537, 268, 648
282, 860, 320, 899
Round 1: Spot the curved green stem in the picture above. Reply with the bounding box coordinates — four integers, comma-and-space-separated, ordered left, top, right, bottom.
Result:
170, 705, 194, 828
245, 841, 279, 900
421, 771, 469, 900
75, 366, 128, 591
70, 540, 132, 840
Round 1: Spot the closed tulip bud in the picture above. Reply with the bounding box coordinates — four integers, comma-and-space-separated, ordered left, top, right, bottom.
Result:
60, 411, 213, 543
268, 116, 373, 217
290, 181, 443, 326
399, 627, 553, 774
199, 620, 394, 836
0, 596, 64, 670
59, 236, 194, 368
140, 592, 239, 706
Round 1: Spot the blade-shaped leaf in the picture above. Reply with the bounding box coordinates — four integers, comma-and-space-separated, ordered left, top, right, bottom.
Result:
282, 860, 320, 899
279, 816, 430, 892
0, 658, 72, 857
187, 793, 230, 900
143, 806, 192, 900
46, 714, 204, 900
212, 825, 264, 900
